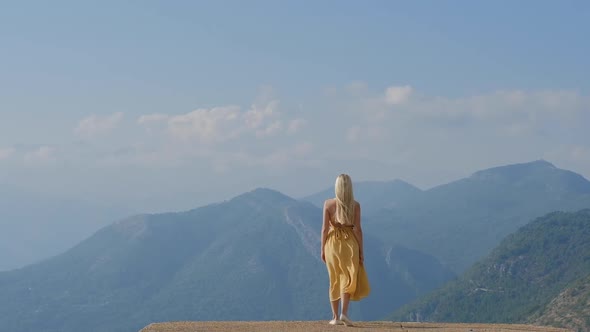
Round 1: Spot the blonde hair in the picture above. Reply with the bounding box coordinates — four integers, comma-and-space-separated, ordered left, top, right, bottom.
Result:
334, 174, 355, 225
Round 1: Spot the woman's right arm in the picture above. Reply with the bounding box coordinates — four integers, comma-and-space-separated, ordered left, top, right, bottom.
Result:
353, 202, 364, 265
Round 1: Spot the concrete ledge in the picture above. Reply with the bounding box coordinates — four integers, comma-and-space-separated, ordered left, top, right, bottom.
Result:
140, 321, 572, 332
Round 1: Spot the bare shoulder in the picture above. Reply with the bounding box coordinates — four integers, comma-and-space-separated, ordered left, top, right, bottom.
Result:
354, 200, 361, 209
323, 198, 336, 208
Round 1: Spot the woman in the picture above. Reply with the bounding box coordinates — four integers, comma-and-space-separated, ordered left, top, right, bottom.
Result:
321, 174, 370, 326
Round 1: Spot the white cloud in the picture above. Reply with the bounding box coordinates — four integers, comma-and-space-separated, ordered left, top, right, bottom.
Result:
244, 101, 278, 129
136, 114, 170, 135
167, 106, 242, 142
137, 114, 169, 125
384, 85, 413, 105
0, 147, 15, 160
24, 146, 55, 164
256, 121, 282, 138
138, 100, 299, 144
123, 99, 314, 173
75, 112, 124, 138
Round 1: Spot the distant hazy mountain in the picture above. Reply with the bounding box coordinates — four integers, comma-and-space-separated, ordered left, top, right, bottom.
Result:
0, 188, 454, 332
364, 160, 590, 272
0, 187, 133, 271
391, 209, 590, 331
302, 179, 422, 216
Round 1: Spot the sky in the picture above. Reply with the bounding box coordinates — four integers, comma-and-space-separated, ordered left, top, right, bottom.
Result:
1, 0, 590, 213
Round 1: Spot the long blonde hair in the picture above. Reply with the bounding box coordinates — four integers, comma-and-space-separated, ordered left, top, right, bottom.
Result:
334, 174, 355, 225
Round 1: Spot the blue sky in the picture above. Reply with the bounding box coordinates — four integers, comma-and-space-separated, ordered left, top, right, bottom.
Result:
1, 0, 589, 212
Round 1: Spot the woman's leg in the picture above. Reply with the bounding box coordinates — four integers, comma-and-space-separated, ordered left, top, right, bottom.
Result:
330, 299, 340, 320
341, 293, 351, 316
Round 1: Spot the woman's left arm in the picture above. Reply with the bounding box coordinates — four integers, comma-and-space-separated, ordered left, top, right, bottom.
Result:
320, 200, 331, 263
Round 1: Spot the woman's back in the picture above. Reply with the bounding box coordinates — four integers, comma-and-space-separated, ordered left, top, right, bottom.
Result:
324, 198, 360, 226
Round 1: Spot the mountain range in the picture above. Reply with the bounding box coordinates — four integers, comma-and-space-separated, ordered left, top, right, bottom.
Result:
1, 160, 590, 332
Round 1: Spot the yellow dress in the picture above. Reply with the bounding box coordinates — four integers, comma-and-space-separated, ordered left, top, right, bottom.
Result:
324, 218, 370, 301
